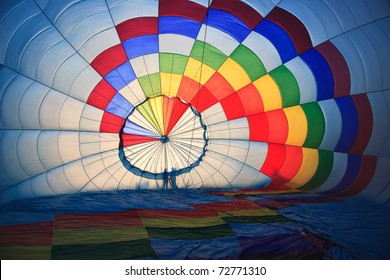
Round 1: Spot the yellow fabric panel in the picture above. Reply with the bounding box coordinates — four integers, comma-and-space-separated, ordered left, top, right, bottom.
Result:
0, 246, 51, 260
53, 227, 148, 245
184, 57, 215, 84
286, 148, 319, 188
219, 208, 278, 217
253, 75, 282, 112
284, 105, 308, 146
148, 95, 165, 134
141, 217, 224, 228
218, 57, 251, 91
160, 73, 182, 97
137, 102, 162, 134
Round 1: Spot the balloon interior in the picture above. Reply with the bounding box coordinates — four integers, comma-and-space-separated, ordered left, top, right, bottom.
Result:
0, 0, 389, 260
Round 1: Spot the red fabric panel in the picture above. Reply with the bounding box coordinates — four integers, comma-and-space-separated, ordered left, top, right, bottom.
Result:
159, 0, 208, 22
247, 114, 269, 142
116, 17, 158, 42
87, 79, 117, 110
210, 0, 263, 29
337, 156, 377, 197
220, 92, 246, 120
100, 112, 125, 133
90, 44, 128, 76
0, 222, 53, 246
269, 145, 303, 186
237, 83, 264, 116
165, 97, 190, 135
266, 110, 289, 144
177, 76, 201, 103
54, 212, 142, 229
191, 86, 219, 112
349, 94, 373, 154
267, 7, 312, 54
316, 41, 351, 98
205, 72, 235, 101
122, 134, 158, 146
260, 143, 286, 177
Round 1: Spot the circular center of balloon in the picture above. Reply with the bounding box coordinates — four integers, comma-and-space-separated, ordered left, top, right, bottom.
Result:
118, 96, 208, 179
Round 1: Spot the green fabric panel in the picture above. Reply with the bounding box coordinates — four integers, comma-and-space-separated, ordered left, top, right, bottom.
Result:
159, 53, 189, 74
51, 239, 156, 260
222, 215, 290, 224
138, 73, 161, 98
230, 44, 266, 81
301, 102, 325, 148
190, 40, 227, 70
137, 100, 162, 134
299, 150, 334, 192
146, 224, 235, 240
269, 65, 300, 108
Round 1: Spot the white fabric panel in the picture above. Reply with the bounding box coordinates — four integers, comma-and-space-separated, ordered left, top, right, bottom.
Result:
0, 75, 32, 129
197, 25, 239, 56
19, 28, 64, 78
0, 0, 42, 64
79, 28, 120, 62
52, 53, 90, 97
17, 131, 46, 177
0, 180, 34, 204
47, 167, 78, 194
64, 155, 106, 189
120, 81, 147, 107
159, 34, 195, 56
365, 91, 390, 156
225, 140, 250, 163
279, 0, 327, 46
317, 0, 358, 33
19, 83, 49, 129
58, 132, 82, 163
35, 40, 76, 87
347, 28, 382, 94
315, 152, 348, 193
208, 122, 231, 139
231, 164, 268, 188
228, 118, 250, 140
107, 0, 158, 25
37, 131, 63, 170
361, 21, 390, 91
130, 53, 159, 77
318, 99, 342, 151
59, 97, 84, 130
99, 133, 120, 152
285, 57, 317, 104
129, 109, 161, 135
202, 103, 227, 126
344, 0, 383, 26
80, 105, 104, 132
39, 89, 66, 129
0, 131, 29, 184
240, 0, 276, 17
358, 157, 390, 202
69, 66, 101, 102
242, 31, 281, 72
246, 141, 268, 170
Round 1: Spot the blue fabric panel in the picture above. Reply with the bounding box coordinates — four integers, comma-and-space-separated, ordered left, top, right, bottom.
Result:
301, 49, 334, 101
325, 155, 362, 194
254, 19, 296, 63
122, 35, 159, 59
159, 16, 201, 39
106, 93, 134, 118
335, 97, 359, 152
150, 236, 240, 259
104, 62, 136, 91
205, 9, 251, 42
123, 120, 159, 137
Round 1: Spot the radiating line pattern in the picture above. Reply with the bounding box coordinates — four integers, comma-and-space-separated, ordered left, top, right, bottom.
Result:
0, 0, 389, 203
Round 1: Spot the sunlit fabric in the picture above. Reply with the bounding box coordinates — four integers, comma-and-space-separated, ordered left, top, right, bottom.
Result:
0, 0, 389, 260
